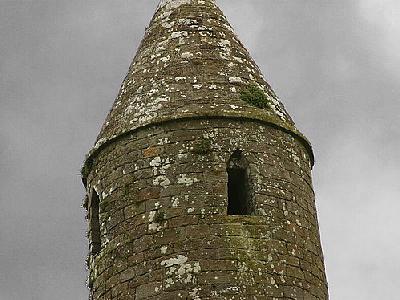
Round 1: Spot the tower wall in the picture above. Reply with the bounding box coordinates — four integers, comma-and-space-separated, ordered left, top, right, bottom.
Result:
86, 118, 328, 299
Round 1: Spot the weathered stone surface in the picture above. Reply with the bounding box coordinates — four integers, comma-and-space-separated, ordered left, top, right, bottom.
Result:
83, 0, 313, 163
83, 0, 328, 299
84, 119, 328, 299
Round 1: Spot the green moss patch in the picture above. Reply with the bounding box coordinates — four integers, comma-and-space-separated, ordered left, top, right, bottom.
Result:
240, 84, 271, 109
154, 211, 166, 223
81, 156, 94, 180
191, 139, 212, 155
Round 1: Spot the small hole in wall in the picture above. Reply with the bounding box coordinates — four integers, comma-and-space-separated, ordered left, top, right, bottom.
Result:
89, 189, 101, 256
227, 150, 253, 215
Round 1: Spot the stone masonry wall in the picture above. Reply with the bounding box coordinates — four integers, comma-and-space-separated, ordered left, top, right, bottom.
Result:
93, 0, 304, 154
85, 118, 328, 300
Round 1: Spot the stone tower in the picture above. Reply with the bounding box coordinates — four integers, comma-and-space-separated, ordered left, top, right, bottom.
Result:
82, 0, 328, 299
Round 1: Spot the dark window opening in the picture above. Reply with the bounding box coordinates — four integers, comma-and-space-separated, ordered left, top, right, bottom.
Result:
227, 150, 253, 215
89, 189, 101, 256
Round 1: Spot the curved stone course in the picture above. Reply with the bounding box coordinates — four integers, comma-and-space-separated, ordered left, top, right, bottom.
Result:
92, 0, 297, 152
82, 1, 328, 299
85, 119, 327, 299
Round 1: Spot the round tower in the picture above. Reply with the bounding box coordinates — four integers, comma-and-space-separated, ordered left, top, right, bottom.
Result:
82, 0, 328, 299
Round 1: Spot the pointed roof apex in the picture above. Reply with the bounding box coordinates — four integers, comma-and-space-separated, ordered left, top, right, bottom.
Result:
85, 0, 313, 165
157, 0, 197, 10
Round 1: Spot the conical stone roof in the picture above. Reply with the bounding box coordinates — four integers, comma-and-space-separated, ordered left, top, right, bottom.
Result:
86, 0, 313, 165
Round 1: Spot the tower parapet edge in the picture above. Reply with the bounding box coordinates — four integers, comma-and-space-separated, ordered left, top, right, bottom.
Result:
82, 0, 328, 299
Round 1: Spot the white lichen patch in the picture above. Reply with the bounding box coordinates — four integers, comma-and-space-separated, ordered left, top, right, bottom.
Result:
149, 222, 162, 232
150, 156, 162, 167
181, 51, 193, 59
258, 207, 269, 216
148, 210, 164, 232
161, 255, 201, 288
233, 56, 244, 63
157, 137, 169, 145
282, 202, 289, 217
153, 175, 171, 188
177, 174, 199, 186
99, 185, 115, 200
228, 76, 243, 84
158, 0, 192, 11
162, 255, 188, 268
171, 31, 188, 39
172, 197, 180, 207
287, 148, 301, 167
189, 287, 201, 300
123, 93, 170, 126
159, 55, 171, 63
161, 20, 174, 29
246, 66, 256, 74
218, 39, 231, 47
268, 95, 288, 121
150, 156, 171, 176
238, 261, 249, 273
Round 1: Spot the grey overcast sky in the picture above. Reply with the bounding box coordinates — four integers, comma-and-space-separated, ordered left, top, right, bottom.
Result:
0, 0, 399, 299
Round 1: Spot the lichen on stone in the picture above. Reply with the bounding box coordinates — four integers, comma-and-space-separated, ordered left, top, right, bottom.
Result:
82, 0, 326, 298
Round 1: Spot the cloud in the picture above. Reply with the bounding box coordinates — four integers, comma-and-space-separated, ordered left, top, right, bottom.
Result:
358, 0, 400, 76
0, 1, 399, 299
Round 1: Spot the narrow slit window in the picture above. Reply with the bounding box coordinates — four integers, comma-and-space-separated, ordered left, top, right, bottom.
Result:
227, 150, 253, 215
89, 189, 101, 256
